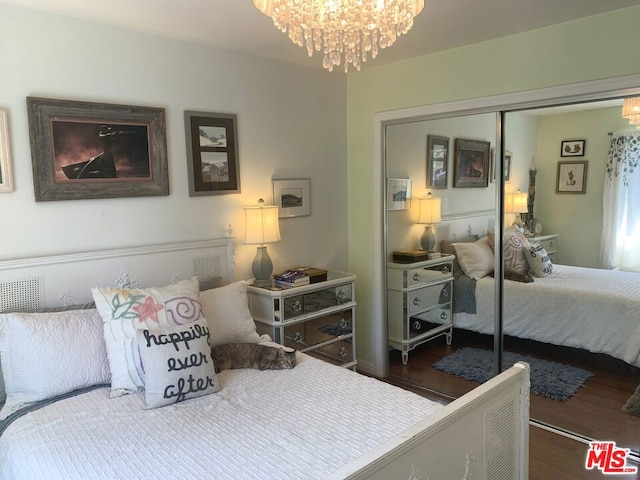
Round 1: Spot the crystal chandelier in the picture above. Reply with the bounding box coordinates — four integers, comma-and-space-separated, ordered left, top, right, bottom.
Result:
253, 0, 425, 73
622, 97, 640, 129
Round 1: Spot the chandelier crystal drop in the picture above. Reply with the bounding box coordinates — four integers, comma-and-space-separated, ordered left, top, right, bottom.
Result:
253, 0, 425, 73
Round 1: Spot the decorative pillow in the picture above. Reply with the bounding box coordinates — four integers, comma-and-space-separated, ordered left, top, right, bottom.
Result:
92, 277, 203, 398
200, 281, 261, 347
524, 241, 553, 277
136, 319, 220, 409
452, 237, 495, 280
503, 230, 530, 275
0, 308, 110, 420
441, 236, 478, 276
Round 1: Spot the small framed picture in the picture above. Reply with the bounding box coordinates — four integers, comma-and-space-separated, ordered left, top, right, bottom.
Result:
185, 111, 240, 196
504, 151, 512, 182
560, 139, 585, 157
453, 138, 490, 188
387, 178, 411, 211
426, 135, 448, 188
557, 160, 588, 194
273, 178, 311, 218
0, 110, 13, 193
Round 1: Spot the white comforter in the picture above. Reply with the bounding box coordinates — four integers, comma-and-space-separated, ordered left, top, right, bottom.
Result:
0, 353, 441, 480
455, 264, 640, 367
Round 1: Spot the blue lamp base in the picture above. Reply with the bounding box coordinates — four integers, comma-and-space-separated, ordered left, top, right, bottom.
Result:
420, 225, 436, 251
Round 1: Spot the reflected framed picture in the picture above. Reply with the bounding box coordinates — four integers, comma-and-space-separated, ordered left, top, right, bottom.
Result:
557, 160, 588, 194
273, 178, 311, 218
561, 139, 585, 157
453, 138, 490, 188
185, 111, 240, 196
27, 97, 168, 201
0, 109, 13, 193
387, 177, 411, 210
504, 151, 512, 182
426, 135, 448, 189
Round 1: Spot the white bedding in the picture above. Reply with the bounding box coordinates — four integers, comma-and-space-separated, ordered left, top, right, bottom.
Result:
0, 353, 442, 480
455, 264, 640, 367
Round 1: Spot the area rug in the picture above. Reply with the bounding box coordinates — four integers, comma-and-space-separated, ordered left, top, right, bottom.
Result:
432, 347, 594, 401
623, 384, 640, 417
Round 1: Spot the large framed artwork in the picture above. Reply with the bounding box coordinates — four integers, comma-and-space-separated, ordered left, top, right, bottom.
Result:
273, 178, 311, 218
426, 135, 448, 188
556, 160, 588, 194
27, 97, 168, 202
185, 111, 240, 196
453, 138, 490, 188
0, 109, 13, 193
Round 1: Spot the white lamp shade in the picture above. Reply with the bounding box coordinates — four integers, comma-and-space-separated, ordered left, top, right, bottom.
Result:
506, 191, 528, 214
622, 97, 640, 128
417, 196, 442, 224
244, 204, 281, 245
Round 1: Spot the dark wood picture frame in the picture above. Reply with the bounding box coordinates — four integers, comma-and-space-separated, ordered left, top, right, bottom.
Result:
504, 151, 512, 182
184, 111, 240, 196
27, 97, 168, 202
560, 139, 586, 157
426, 135, 449, 188
453, 138, 490, 188
556, 160, 588, 194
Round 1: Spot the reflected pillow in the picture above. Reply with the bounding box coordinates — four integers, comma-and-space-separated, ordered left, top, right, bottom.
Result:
452, 237, 495, 280
524, 241, 553, 277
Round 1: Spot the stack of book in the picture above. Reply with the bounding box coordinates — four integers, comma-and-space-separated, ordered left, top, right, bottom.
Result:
274, 269, 310, 287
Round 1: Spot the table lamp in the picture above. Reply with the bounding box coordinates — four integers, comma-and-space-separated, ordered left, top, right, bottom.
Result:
244, 199, 281, 287
506, 189, 528, 228
417, 193, 442, 251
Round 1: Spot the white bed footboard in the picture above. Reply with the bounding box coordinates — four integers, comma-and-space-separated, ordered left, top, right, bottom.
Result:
331, 362, 530, 480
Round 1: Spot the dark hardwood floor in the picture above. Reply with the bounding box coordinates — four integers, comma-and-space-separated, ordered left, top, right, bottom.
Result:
384, 329, 640, 479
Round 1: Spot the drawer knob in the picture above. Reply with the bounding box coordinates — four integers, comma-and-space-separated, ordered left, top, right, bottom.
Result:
339, 318, 348, 329
412, 297, 421, 306
338, 346, 348, 357
292, 300, 302, 312
413, 272, 421, 282
440, 312, 448, 321
412, 320, 422, 331
336, 289, 346, 302
442, 266, 450, 275
441, 286, 449, 298
292, 332, 304, 343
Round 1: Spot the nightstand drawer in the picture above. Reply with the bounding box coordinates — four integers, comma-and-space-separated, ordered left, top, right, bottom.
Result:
282, 283, 353, 320
306, 339, 354, 366
405, 263, 452, 288
538, 238, 557, 253
283, 311, 353, 348
406, 282, 451, 315
408, 308, 451, 339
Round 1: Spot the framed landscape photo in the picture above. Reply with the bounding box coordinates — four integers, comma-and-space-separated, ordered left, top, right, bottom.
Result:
387, 178, 411, 210
273, 178, 310, 218
560, 139, 585, 157
557, 160, 588, 193
185, 111, 240, 196
453, 138, 490, 187
0, 109, 14, 193
426, 135, 448, 188
27, 97, 168, 201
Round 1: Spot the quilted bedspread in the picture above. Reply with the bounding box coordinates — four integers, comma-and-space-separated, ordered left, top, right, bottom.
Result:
454, 264, 640, 367
0, 353, 441, 480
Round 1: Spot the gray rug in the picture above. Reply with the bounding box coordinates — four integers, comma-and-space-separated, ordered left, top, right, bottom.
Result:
433, 347, 594, 401
623, 384, 640, 417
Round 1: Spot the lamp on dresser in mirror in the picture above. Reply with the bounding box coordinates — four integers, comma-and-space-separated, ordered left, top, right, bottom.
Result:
244, 199, 281, 287
417, 193, 442, 251
506, 189, 529, 231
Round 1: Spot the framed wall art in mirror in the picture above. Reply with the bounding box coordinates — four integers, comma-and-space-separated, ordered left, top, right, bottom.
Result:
557, 160, 588, 194
0, 109, 13, 193
273, 178, 311, 218
561, 139, 586, 157
27, 97, 168, 201
426, 135, 448, 188
185, 111, 240, 196
453, 138, 490, 188
387, 178, 411, 210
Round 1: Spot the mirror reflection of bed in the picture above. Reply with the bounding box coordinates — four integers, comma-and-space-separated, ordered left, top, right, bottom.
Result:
384, 100, 640, 459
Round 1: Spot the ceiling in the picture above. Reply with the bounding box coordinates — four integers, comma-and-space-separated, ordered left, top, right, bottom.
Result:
3, 0, 640, 71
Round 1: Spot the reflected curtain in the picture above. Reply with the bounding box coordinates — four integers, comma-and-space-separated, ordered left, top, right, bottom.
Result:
600, 131, 640, 271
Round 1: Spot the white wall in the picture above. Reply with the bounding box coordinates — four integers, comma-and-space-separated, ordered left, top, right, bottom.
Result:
0, 3, 348, 281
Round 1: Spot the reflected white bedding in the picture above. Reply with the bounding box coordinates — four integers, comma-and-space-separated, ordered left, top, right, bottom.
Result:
0, 353, 441, 480
455, 264, 640, 367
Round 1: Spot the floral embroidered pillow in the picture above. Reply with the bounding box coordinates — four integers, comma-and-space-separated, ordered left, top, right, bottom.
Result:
92, 277, 203, 398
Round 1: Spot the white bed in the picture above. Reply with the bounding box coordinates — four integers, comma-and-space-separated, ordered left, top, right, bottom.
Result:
0, 237, 530, 479
452, 239, 640, 368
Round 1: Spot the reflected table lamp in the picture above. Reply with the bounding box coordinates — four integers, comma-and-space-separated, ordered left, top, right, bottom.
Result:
506, 190, 528, 228
244, 199, 281, 287
417, 193, 442, 251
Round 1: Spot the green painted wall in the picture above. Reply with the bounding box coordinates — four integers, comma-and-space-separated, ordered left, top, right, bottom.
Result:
347, 6, 640, 367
